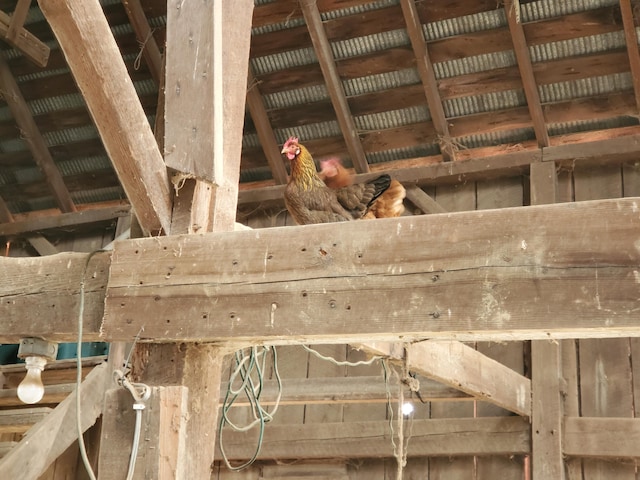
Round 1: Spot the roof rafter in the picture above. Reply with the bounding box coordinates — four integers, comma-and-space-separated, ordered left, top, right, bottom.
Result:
619, 0, 640, 114
399, 0, 455, 162
0, 55, 76, 213
504, 0, 549, 147
0, 8, 48, 67
246, 67, 289, 185
300, 0, 370, 173
121, 0, 163, 87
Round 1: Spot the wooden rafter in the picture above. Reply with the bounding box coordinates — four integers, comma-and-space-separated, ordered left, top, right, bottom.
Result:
404, 185, 446, 214
504, 0, 549, 147
300, 0, 370, 174
6, 0, 31, 43
619, 0, 640, 114
0, 55, 76, 213
38, 0, 172, 236
399, 0, 455, 162
121, 0, 163, 87
0, 196, 13, 223
0, 9, 48, 67
246, 67, 289, 185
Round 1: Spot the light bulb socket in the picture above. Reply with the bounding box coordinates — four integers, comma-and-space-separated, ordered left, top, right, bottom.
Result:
17, 337, 58, 362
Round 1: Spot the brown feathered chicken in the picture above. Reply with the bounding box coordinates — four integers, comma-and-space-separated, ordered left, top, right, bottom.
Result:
319, 157, 406, 219
281, 137, 391, 225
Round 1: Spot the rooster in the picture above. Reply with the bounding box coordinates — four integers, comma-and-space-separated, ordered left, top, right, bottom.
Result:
281, 137, 391, 225
319, 157, 406, 219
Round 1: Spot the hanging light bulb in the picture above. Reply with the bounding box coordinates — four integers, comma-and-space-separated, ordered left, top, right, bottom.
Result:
16, 338, 58, 405
17, 356, 47, 404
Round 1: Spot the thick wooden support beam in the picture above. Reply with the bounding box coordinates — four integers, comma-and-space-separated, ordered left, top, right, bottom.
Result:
564, 417, 640, 458
407, 340, 531, 416
404, 185, 447, 214
38, 0, 172, 235
216, 417, 530, 460
99, 387, 188, 479
0, 407, 51, 433
102, 197, 640, 344
0, 251, 109, 343
0, 362, 108, 479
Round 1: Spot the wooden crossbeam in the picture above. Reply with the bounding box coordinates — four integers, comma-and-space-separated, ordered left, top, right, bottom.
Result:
38, 0, 172, 235
300, 0, 370, 174
504, 0, 549, 147
0, 204, 130, 237
2, 198, 640, 344
216, 417, 531, 460
399, 0, 454, 162
404, 185, 447, 214
0, 407, 51, 434
0, 55, 76, 213
6, 0, 31, 43
564, 417, 640, 458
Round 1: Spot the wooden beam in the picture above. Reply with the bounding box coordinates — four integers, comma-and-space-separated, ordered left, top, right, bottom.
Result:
620, 0, 640, 113
246, 68, 289, 185
225, 374, 469, 406
99, 387, 188, 479
529, 161, 557, 205
25, 234, 58, 256
0, 362, 108, 479
3, 198, 640, 343
0, 407, 51, 433
0, 54, 76, 213
100, 197, 640, 344
504, 0, 549, 147
0, 195, 13, 223
0, 204, 130, 237
0, 251, 109, 343
0, 9, 49, 67
564, 417, 640, 458
531, 341, 564, 478
6, 0, 31, 43
216, 417, 531, 460
38, 0, 172, 235
300, 0, 370, 174
399, 0, 454, 162
404, 185, 447, 214
121, 0, 162, 86
407, 340, 531, 416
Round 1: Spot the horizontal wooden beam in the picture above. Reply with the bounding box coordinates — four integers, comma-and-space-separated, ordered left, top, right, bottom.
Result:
216, 417, 530, 460
2, 198, 640, 344
102, 197, 640, 344
0, 9, 49, 67
0, 407, 52, 434
0, 204, 130, 237
564, 417, 640, 458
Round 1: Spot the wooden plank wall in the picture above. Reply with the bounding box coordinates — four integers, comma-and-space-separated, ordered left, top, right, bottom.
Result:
226, 164, 640, 479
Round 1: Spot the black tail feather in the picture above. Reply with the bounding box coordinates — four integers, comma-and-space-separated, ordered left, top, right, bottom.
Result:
366, 174, 391, 208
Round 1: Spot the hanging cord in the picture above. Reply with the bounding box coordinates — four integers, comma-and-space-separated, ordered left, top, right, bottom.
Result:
218, 346, 282, 471
76, 250, 105, 480
113, 369, 152, 480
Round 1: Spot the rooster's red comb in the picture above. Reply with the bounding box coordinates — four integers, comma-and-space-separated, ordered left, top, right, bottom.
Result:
283, 136, 299, 148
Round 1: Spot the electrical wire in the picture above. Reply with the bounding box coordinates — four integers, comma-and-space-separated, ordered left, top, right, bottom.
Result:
76, 250, 104, 480
217, 346, 282, 471
302, 344, 382, 366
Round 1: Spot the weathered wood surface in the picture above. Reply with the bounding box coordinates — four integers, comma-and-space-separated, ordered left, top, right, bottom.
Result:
103, 197, 640, 343
564, 417, 640, 458
216, 417, 530, 460
0, 251, 109, 343
0, 362, 108, 479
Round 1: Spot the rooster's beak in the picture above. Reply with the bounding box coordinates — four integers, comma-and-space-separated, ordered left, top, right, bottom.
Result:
280, 147, 287, 154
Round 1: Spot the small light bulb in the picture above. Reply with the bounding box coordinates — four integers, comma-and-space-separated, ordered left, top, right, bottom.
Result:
401, 402, 414, 416
17, 356, 47, 404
